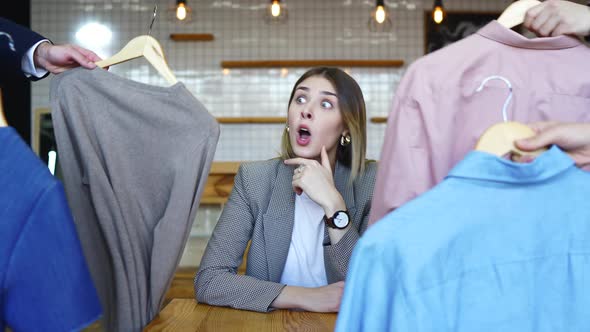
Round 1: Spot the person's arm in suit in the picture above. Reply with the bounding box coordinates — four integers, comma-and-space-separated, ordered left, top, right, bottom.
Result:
0, 17, 46, 80
0, 17, 100, 81
285, 148, 377, 283
273, 163, 378, 313
194, 164, 286, 312
323, 161, 377, 283
194, 163, 348, 313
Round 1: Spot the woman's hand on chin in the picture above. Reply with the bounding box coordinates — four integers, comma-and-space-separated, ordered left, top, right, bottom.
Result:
284, 146, 344, 212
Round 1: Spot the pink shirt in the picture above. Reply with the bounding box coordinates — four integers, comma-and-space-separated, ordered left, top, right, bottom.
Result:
369, 21, 590, 226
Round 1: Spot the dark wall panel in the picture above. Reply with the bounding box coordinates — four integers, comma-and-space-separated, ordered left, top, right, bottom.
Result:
3, 0, 32, 144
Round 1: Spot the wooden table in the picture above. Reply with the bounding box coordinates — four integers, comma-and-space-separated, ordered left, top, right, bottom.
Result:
144, 299, 337, 331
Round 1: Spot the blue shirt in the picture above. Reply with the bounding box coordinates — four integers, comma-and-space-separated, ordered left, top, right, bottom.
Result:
337, 146, 590, 332
0, 127, 101, 331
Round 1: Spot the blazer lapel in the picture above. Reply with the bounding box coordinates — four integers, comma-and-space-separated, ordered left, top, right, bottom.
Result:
262, 161, 296, 282
334, 162, 357, 218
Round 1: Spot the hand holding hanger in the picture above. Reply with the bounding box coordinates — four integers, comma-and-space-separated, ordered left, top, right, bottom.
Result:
515, 122, 590, 167
34, 42, 101, 74
497, 0, 541, 29
474, 75, 546, 159
522, 0, 590, 38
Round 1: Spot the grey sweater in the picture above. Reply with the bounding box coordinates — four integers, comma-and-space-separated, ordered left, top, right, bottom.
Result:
50, 67, 219, 332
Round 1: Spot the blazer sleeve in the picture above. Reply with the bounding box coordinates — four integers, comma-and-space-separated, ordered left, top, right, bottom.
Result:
324, 162, 377, 283
194, 164, 285, 312
0, 17, 47, 81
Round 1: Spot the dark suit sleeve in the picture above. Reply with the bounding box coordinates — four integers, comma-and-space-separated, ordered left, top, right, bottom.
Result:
0, 17, 47, 81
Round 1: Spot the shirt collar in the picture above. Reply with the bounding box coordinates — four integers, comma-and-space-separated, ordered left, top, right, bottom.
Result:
477, 20, 583, 50
447, 145, 575, 184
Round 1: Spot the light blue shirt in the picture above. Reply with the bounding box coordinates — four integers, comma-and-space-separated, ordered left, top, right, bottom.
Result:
337, 146, 590, 332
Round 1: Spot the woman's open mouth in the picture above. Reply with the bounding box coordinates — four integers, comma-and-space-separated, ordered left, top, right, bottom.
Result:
296, 126, 311, 146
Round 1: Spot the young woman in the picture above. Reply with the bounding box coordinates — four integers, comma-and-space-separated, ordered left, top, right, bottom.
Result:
194, 67, 377, 312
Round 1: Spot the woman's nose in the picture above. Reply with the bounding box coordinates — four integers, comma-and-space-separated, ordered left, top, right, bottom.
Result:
301, 107, 313, 120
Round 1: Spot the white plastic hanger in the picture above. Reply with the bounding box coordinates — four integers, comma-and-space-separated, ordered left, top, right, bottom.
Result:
0, 89, 7, 127
474, 75, 546, 158
95, 5, 178, 85
497, 0, 541, 28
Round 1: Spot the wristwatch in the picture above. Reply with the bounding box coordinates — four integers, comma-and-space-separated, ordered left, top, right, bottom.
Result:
323, 210, 350, 229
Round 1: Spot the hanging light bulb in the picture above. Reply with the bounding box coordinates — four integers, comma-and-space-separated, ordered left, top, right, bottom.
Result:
264, 0, 287, 24
433, 0, 445, 24
271, 1, 281, 17
177, 2, 187, 20
368, 0, 392, 33
173, 0, 192, 22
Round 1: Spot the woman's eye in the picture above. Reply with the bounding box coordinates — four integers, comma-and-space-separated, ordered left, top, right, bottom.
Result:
296, 96, 306, 104
321, 101, 333, 109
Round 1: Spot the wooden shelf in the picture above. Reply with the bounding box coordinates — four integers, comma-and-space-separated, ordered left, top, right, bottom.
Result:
370, 117, 388, 123
200, 162, 241, 205
216, 117, 286, 124
215, 117, 389, 124
221, 60, 404, 69
170, 33, 214, 41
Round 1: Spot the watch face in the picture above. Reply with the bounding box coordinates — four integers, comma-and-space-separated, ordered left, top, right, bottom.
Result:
333, 211, 349, 228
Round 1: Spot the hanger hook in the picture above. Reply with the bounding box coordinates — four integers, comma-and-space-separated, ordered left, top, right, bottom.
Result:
148, 4, 157, 36
475, 75, 513, 123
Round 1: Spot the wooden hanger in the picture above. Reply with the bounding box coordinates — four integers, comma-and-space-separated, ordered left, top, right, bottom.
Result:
497, 0, 541, 28
475, 121, 545, 157
0, 88, 7, 127
473, 76, 546, 158
95, 35, 178, 85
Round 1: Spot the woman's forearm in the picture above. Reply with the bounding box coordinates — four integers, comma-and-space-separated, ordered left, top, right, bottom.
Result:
271, 283, 344, 312
271, 285, 307, 310
323, 190, 350, 245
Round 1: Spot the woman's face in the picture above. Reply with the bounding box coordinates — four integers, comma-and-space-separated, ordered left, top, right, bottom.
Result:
287, 75, 346, 163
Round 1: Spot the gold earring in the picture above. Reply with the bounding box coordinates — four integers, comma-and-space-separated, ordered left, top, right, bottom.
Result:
340, 134, 351, 146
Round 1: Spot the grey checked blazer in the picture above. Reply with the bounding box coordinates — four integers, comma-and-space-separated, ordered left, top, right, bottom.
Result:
194, 158, 377, 312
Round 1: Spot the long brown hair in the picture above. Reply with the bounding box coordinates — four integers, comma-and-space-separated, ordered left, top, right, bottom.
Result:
280, 67, 367, 180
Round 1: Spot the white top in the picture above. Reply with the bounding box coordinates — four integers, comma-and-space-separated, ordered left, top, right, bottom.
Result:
21, 39, 49, 78
280, 192, 328, 287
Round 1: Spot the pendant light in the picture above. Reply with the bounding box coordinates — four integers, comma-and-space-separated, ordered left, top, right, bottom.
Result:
175, 0, 192, 21
368, 0, 392, 33
432, 0, 445, 24
264, 0, 287, 24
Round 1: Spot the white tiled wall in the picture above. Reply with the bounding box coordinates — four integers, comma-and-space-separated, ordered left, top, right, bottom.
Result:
31, 0, 515, 267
